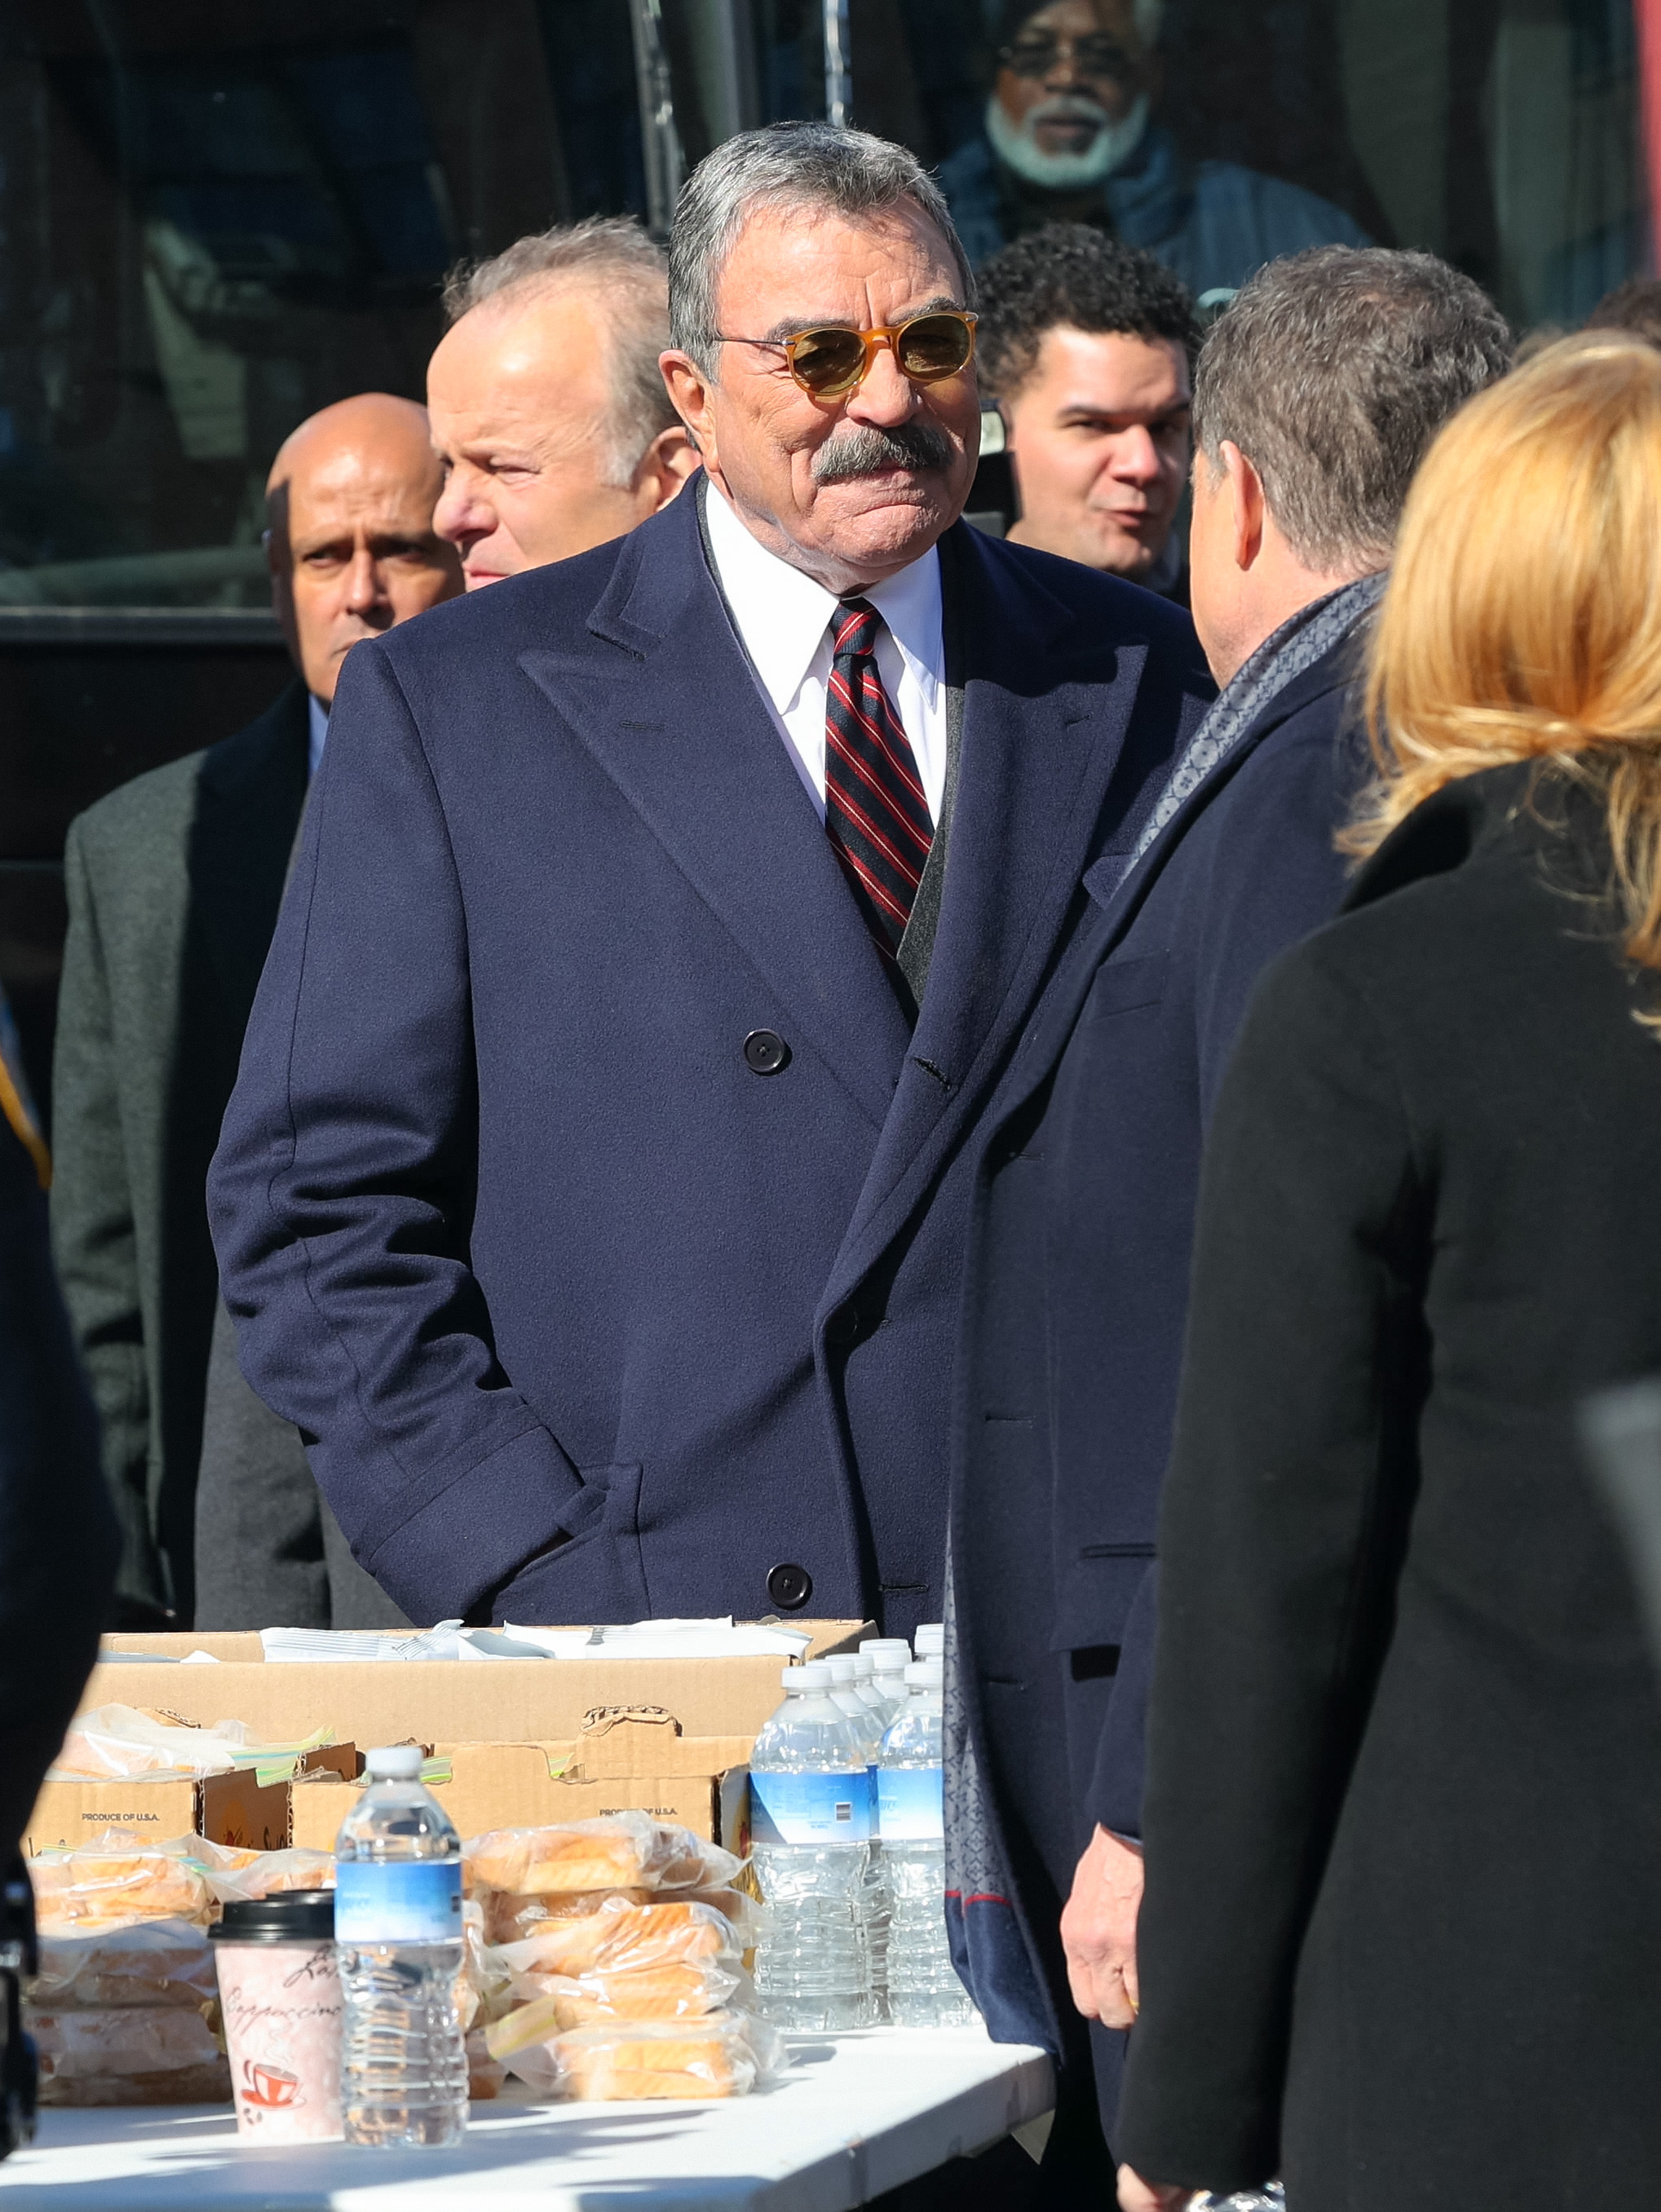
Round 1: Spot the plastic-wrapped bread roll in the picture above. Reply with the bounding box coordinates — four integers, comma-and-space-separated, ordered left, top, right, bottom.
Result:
29, 1850, 215, 1936
464, 1814, 740, 1898
480, 1887, 653, 1944
31, 1920, 218, 2010
31, 2006, 230, 2106
497, 1959, 747, 2029
489, 2011, 786, 2100
499, 1897, 742, 1980
557, 2021, 750, 2099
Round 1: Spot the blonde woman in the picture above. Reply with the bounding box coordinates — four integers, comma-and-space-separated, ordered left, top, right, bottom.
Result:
1113, 335, 1661, 2211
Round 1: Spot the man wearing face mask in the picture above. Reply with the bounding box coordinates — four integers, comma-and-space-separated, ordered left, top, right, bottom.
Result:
209, 123, 1209, 1710
940, 0, 1368, 290
53, 394, 461, 1629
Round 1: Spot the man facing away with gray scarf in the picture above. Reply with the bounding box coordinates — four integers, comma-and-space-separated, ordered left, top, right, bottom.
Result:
943, 245, 1513, 2203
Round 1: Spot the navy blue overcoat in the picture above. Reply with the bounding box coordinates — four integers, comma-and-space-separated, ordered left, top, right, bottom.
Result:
948, 626, 1368, 2121
208, 487, 1210, 1631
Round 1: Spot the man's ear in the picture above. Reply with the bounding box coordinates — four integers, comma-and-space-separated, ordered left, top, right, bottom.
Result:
633, 424, 702, 514
1220, 440, 1266, 573
659, 351, 717, 472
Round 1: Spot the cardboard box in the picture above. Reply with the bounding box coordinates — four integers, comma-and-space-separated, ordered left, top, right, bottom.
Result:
38, 1624, 867, 1857
24, 1745, 358, 1859
81, 1622, 868, 1750
288, 1714, 752, 1851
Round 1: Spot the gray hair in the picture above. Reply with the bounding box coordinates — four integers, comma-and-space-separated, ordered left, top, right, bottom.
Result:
669, 123, 973, 377
442, 217, 676, 487
1193, 245, 1512, 572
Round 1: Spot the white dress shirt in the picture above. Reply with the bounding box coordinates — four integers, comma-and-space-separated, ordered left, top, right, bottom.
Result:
702, 482, 948, 826
307, 692, 329, 780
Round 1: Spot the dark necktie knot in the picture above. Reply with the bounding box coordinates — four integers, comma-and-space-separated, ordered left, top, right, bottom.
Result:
833, 599, 882, 662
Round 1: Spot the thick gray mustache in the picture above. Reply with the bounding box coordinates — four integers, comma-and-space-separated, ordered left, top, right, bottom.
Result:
812, 420, 956, 482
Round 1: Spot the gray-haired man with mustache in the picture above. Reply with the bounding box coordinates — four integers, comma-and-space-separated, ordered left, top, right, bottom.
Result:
214, 146, 1207, 2131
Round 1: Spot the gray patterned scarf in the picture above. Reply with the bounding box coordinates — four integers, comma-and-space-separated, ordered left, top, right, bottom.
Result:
1127, 567, 1388, 873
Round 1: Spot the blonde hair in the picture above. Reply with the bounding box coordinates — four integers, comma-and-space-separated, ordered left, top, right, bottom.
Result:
1351, 334, 1661, 1016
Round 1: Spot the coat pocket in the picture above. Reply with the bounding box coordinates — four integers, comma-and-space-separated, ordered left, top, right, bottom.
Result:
1049, 1543, 1156, 1654
495, 1463, 647, 1626
1082, 953, 1169, 1018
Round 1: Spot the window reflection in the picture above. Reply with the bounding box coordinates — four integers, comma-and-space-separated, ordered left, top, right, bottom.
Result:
0, 0, 1645, 608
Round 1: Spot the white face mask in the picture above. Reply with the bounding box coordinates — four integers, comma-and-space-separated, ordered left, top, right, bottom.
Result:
985, 88, 1149, 190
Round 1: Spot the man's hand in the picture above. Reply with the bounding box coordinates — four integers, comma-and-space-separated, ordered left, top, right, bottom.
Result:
1060, 1822, 1144, 2028
1117, 2163, 1194, 2211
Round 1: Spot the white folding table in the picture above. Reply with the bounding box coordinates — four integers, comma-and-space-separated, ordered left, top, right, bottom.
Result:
0, 2026, 1054, 2211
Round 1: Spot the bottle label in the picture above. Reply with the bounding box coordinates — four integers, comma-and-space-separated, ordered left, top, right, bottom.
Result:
334, 1860, 462, 1943
751, 1768, 874, 1845
877, 1765, 944, 1841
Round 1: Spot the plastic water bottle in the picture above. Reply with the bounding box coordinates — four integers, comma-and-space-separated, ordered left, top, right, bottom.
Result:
334, 1745, 467, 2146
914, 1622, 945, 1658
849, 1650, 892, 1726
824, 1655, 881, 1756
826, 1653, 892, 2021
750, 1662, 875, 2031
860, 1639, 913, 1723
878, 1658, 976, 2028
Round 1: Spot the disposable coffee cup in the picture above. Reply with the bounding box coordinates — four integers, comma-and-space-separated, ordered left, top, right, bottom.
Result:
211, 1889, 344, 2143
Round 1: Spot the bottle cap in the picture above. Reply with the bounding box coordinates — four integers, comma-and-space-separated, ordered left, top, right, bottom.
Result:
905, 1657, 943, 1688
851, 1652, 875, 1679
860, 1638, 912, 1660
210, 1889, 335, 1945
914, 1623, 945, 1657
825, 1655, 857, 1681
793, 1660, 832, 1690
365, 1744, 424, 1780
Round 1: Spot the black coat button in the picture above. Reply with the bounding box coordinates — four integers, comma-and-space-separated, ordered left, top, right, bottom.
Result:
743, 1029, 789, 1075
768, 1562, 813, 1611
824, 1303, 860, 1347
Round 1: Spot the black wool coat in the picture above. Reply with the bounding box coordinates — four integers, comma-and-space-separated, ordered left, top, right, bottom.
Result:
1117, 761, 1661, 2208
949, 624, 1366, 2129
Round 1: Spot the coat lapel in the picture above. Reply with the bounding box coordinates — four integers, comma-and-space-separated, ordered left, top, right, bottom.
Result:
518, 492, 912, 1132
187, 680, 310, 1025
822, 527, 1169, 1299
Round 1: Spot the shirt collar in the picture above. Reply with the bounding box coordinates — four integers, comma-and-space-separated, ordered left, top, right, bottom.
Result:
307, 692, 329, 780
703, 481, 943, 711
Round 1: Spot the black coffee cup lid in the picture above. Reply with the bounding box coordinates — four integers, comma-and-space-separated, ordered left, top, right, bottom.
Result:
210, 1889, 335, 1943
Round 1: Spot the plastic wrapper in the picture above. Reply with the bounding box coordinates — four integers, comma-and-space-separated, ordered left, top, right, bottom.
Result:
466, 2026, 505, 2102
479, 1886, 652, 1942
39, 2061, 233, 2109
31, 2004, 227, 2093
464, 1814, 741, 1897
29, 1835, 335, 1937
457, 1898, 517, 2034
497, 1895, 746, 1981
31, 1918, 218, 2010
195, 1843, 336, 1902
506, 1959, 751, 2031
50, 1706, 333, 1786
29, 1846, 218, 1936
490, 2011, 786, 2101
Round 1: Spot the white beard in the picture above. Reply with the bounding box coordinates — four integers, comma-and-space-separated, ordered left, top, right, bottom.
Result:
985, 89, 1149, 191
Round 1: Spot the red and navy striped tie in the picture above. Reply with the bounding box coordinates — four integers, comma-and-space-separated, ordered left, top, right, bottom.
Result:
824, 599, 934, 958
